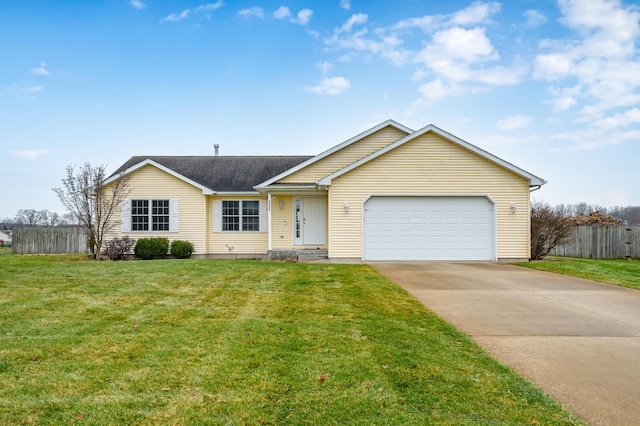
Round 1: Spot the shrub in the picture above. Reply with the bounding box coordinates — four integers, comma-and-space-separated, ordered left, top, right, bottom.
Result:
531, 200, 573, 260
134, 237, 169, 260
170, 240, 195, 259
104, 236, 136, 260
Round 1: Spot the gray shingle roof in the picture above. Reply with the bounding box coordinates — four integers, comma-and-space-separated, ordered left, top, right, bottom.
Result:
112, 156, 314, 192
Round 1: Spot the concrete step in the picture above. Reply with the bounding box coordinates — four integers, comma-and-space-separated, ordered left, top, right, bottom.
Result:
268, 249, 328, 261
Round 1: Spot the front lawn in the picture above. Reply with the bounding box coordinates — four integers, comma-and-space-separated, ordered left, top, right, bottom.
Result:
0, 255, 582, 425
516, 257, 640, 290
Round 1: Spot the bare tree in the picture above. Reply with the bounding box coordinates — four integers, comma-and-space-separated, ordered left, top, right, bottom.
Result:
59, 212, 79, 225
15, 209, 44, 227
531, 199, 573, 260
53, 163, 130, 260
39, 210, 62, 227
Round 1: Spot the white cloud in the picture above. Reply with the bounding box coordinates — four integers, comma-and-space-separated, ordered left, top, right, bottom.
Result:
413, 26, 524, 88
10, 82, 44, 95
291, 8, 313, 25
273, 6, 291, 19
337, 13, 367, 34
393, 15, 438, 32
552, 127, 640, 150
162, 2, 223, 22
238, 7, 264, 19
340, 0, 351, 10
9, 149, 48, 160
394, 1, 500, 32
590, 108, 640, 130
534, 52, 575, 80
162, 9, 190, 22
317, 61, 332, 76
31, 62, 50, 76
196, 2, 224, 12
535, 0, 640, 120
524, 9, 547, 27
418, 26, 497, 64
450, 1, 501, 26
411, 68, 427, 81
129, 0, 145, 10
325, 3, 526, 107
496, 114, 533, 131
306, 77, 350, 95
546, 85, 581, 111
414, 79, 466, 107
325, 15, 409, 66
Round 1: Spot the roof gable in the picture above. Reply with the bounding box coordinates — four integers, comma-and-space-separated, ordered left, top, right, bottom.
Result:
255, 119, 413, 188
317, 124, 546, 187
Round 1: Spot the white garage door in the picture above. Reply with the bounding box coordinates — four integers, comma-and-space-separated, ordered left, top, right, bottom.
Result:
363, 196, 494, 261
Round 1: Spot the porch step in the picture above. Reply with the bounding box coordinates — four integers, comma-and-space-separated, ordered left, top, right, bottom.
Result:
267, 249, 328, 262
297, 249, 328, 262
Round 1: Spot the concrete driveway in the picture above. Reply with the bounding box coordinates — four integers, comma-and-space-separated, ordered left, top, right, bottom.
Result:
372, 262, 640, 426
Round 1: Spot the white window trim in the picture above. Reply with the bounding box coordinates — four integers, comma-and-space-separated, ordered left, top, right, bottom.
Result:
121, 198, 179, 232
213, 199, 267, 232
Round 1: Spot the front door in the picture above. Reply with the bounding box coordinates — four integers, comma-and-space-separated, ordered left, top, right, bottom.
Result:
294, 197, 326, 245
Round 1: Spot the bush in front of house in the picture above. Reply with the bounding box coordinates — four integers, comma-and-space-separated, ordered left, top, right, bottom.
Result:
105, 236, 136, 260
134, 237, 169, 260
170, 240, 195, 259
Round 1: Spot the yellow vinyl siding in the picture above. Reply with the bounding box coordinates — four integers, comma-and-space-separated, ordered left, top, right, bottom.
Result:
328, 132, 531, 259
207, 195, 268, 254
279, 126, 408, 183
271, 195, 294, 249
110, 165, 206, 253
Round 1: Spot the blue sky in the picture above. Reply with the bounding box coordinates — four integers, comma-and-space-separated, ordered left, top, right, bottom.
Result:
2, 0, 639, 219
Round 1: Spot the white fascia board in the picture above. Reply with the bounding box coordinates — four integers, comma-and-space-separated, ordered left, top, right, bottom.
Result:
318, 124, 547, 187
104, 159, 215, 194
254, 119, 413, 188
254, 184, 322, 194
214, 191, 262, 196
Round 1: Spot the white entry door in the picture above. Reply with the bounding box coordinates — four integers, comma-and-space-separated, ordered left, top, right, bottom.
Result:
294, 197, 326, 245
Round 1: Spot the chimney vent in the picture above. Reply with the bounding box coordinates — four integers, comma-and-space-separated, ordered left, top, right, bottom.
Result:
214, 144, 220, 156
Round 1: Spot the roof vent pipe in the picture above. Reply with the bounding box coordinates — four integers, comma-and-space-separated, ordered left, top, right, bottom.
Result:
214, 144, 220, 156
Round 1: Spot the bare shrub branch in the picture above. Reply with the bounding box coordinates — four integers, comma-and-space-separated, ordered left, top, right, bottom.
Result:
531, 199, 573, 260
53, 163, 130, 260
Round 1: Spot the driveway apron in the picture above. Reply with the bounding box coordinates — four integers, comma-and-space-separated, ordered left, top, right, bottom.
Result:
372, 262, 640, 426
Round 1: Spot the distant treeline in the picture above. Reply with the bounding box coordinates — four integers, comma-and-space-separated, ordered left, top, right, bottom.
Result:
0, 209, 77, 229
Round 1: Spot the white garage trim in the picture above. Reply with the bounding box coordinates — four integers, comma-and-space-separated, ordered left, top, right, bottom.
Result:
362, 194, 497, 261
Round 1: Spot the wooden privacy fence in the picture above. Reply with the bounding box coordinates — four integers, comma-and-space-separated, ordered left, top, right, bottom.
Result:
12, 227, 90, 255
550, 226, 639, 259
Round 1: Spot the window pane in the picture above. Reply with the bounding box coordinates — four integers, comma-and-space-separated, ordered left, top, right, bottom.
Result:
152, 199, 170, 231
242, 200, 260, 231
222, 201, 240, 231
132, 200, 149, 231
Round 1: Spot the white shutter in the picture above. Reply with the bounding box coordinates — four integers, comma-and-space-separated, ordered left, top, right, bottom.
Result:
121, 200, 132, 232
259, 200, 267, 232
169, 199, 179, 232
213, 200, 222, 231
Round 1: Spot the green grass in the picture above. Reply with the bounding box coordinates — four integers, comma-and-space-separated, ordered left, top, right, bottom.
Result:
516, 257, 640, 290
0, 255, 583, 425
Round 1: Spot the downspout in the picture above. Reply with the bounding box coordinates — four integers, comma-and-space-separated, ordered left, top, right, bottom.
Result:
530, 185, 541, 193
267, 193, 272, 252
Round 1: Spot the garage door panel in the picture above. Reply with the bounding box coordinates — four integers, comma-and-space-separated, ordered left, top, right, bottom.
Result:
363, 196, 494, 261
